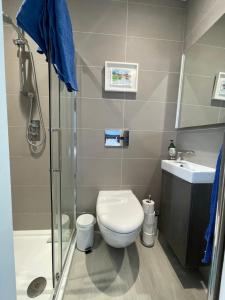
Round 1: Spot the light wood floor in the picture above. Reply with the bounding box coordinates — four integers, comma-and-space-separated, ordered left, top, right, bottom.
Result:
63, 233, 207, 300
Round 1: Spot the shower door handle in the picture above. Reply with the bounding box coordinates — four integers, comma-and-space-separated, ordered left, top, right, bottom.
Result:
51, 128, 62, 173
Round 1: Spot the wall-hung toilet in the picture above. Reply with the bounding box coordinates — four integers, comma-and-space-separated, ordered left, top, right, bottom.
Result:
96, 190, 144, 248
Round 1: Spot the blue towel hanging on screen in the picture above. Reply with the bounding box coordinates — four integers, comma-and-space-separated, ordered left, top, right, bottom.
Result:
16, 0, 78, 92
202, 148, 222, 264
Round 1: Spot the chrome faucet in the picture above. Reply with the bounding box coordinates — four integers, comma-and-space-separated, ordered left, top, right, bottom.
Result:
177, 150, 195, 161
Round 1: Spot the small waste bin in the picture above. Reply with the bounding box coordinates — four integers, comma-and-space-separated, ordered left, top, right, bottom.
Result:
76, 214, 96, 251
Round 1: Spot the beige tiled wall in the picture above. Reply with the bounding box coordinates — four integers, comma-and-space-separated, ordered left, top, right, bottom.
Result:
3, 0, 51, 229
177, 0, 225, 167
69, 0, 186, 213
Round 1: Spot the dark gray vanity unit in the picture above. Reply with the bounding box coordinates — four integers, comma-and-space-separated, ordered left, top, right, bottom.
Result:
159, 160, 215, 268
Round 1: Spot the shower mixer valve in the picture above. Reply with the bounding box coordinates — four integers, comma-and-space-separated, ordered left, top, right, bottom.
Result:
29, 120, 41, 142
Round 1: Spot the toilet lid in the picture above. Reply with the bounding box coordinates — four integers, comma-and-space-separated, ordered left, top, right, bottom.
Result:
97, 190, 144, 234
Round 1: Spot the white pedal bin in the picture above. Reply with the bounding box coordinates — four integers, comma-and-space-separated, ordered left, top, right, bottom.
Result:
76, 214, 96, 251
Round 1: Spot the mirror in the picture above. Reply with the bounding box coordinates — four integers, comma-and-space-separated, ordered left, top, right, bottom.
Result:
176, 14, 225, 128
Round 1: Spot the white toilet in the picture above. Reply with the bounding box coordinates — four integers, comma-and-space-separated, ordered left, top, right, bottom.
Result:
96, 190, 144, 248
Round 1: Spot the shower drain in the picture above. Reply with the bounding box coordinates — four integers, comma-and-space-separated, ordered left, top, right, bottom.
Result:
27, 277, 47, 298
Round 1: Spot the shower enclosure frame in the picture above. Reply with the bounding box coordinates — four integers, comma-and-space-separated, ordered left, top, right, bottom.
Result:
48, 46, 77, 295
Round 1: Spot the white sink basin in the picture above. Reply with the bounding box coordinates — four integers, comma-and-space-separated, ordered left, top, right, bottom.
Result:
161, 160, 215, 184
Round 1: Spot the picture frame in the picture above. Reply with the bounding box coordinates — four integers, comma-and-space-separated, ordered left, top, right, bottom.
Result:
212, 72, 225, 101
105, 61, 139, 92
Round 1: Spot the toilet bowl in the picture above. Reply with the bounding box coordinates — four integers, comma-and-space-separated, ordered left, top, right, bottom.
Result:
97, 190, 144, 248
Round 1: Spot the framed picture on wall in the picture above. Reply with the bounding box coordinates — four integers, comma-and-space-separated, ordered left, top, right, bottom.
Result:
105, 61, 139, 92
212, 72, 225, 101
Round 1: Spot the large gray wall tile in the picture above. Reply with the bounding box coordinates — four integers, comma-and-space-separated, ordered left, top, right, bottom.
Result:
125, 70, 179, 102
122, 158, 161, 186
10, 155, 50, 186
128, 3, 184, 41
68, 0, 127, 35
13, 213, 51, 230
77, 158, 122, 186
123, 131, 176, 159
124, 101, 177, 131
122, 159, 162, 207
77, 185, 121, 214
8, 126, 49, 157
75, 32, 126, 67
77, 98, 123, 129
126, 37, 182, 71
12, 186, 51, 214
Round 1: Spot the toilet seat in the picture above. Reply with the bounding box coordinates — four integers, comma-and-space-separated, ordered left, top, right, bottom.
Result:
97, 190, 144, 247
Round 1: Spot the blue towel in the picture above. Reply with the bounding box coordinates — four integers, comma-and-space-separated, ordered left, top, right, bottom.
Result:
16, 0, 78, 92
202, 148, 222, 264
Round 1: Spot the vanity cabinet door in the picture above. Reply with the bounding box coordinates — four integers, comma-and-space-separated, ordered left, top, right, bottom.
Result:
160, 171, 212, 267
160, 171, 173, 242
169, 175, 192, 266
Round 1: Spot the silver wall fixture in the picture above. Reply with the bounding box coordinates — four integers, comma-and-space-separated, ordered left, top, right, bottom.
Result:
105, 129, 129, 148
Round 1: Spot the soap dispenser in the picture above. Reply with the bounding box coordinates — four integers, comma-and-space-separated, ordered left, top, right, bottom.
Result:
168, 139, 176, 160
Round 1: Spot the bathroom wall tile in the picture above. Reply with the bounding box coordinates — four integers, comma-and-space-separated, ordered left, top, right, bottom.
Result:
3, 26, 47, 65
76, 185, 121, 214
77, 158, 121, 186
128, 3, 184, 41
13, 213, 51, 230
8, 126, 49, 157
3, 0, 23, 19
76, 66, 125, 100
68, 0, 127, 35
125, 70, 179, 102
126, 37, 182, 72
122, 158, 161, 186
121, 185, 161, 210
176, 127, 224, 168
10, 154, 50, 186
123, 131, 176, 159
179, 104, 220, 128
75, 32, 126, 67
77, 98, 123, 129
128, 0, 186, 8
122, 160, 162, 208
12, 186, 51, 214
5, 59, 49, 97
7, 94, 49, 127
3, 25, 18, 60
124, 101, 177, 131
77, 129, 123, 158
199, 15, 225, 49
185, 0, 224, 49
185, 0, 216, 37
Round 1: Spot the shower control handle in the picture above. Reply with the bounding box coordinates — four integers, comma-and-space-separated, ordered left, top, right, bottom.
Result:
51, 128, 62, 173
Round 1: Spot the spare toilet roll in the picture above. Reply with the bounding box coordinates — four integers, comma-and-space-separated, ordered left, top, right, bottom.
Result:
142, 199, 155, 214
144, 212, 155, 225
142, 232, 155, 247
